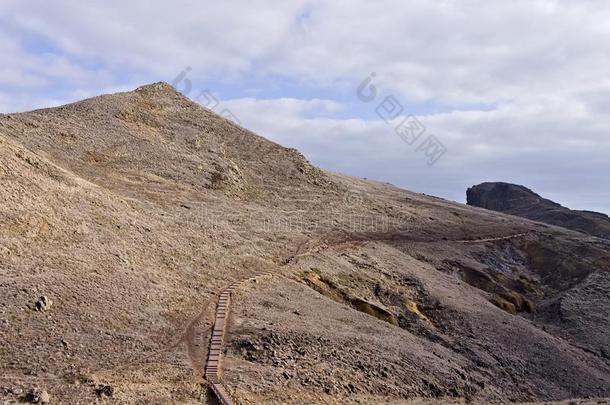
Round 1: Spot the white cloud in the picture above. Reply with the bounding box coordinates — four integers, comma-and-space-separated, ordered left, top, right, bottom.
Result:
3, 0, 610, 101
1, 0, 610, 212
223, 91, 610, 212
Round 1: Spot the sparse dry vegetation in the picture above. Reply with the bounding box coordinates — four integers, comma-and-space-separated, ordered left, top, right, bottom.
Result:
0, 83, 608, 404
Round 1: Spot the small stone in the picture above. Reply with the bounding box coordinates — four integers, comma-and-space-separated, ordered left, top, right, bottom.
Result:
35, 296, 53, 312
40, 390, 50, 404
95, 384, 113, 397
24, 388, 49, 403
24, 389, 38, 403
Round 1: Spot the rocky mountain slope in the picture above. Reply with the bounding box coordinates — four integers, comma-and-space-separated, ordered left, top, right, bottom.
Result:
0, 84, 608, 404
467, 182, 610, 239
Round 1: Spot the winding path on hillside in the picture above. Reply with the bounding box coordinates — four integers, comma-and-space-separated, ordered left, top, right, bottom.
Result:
202, 231, 531, 403
453, 232, 529, 243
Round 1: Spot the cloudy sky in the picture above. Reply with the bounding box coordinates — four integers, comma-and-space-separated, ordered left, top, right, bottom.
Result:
2, 1, 610, 213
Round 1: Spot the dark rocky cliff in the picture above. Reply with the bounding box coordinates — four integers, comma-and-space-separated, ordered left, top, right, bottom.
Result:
467, 182, 610, 239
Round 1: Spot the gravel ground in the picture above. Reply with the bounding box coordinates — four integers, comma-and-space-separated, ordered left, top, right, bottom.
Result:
0, 83, 608, 404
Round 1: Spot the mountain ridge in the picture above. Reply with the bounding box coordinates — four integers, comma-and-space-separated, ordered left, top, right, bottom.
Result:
0, 84, 609, 404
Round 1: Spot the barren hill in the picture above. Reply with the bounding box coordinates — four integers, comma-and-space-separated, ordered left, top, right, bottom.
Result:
467, 182, 610, 239
0, 84, 609, 404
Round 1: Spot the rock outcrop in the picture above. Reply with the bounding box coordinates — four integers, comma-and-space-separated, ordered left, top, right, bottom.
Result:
467, 182, 610, 239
